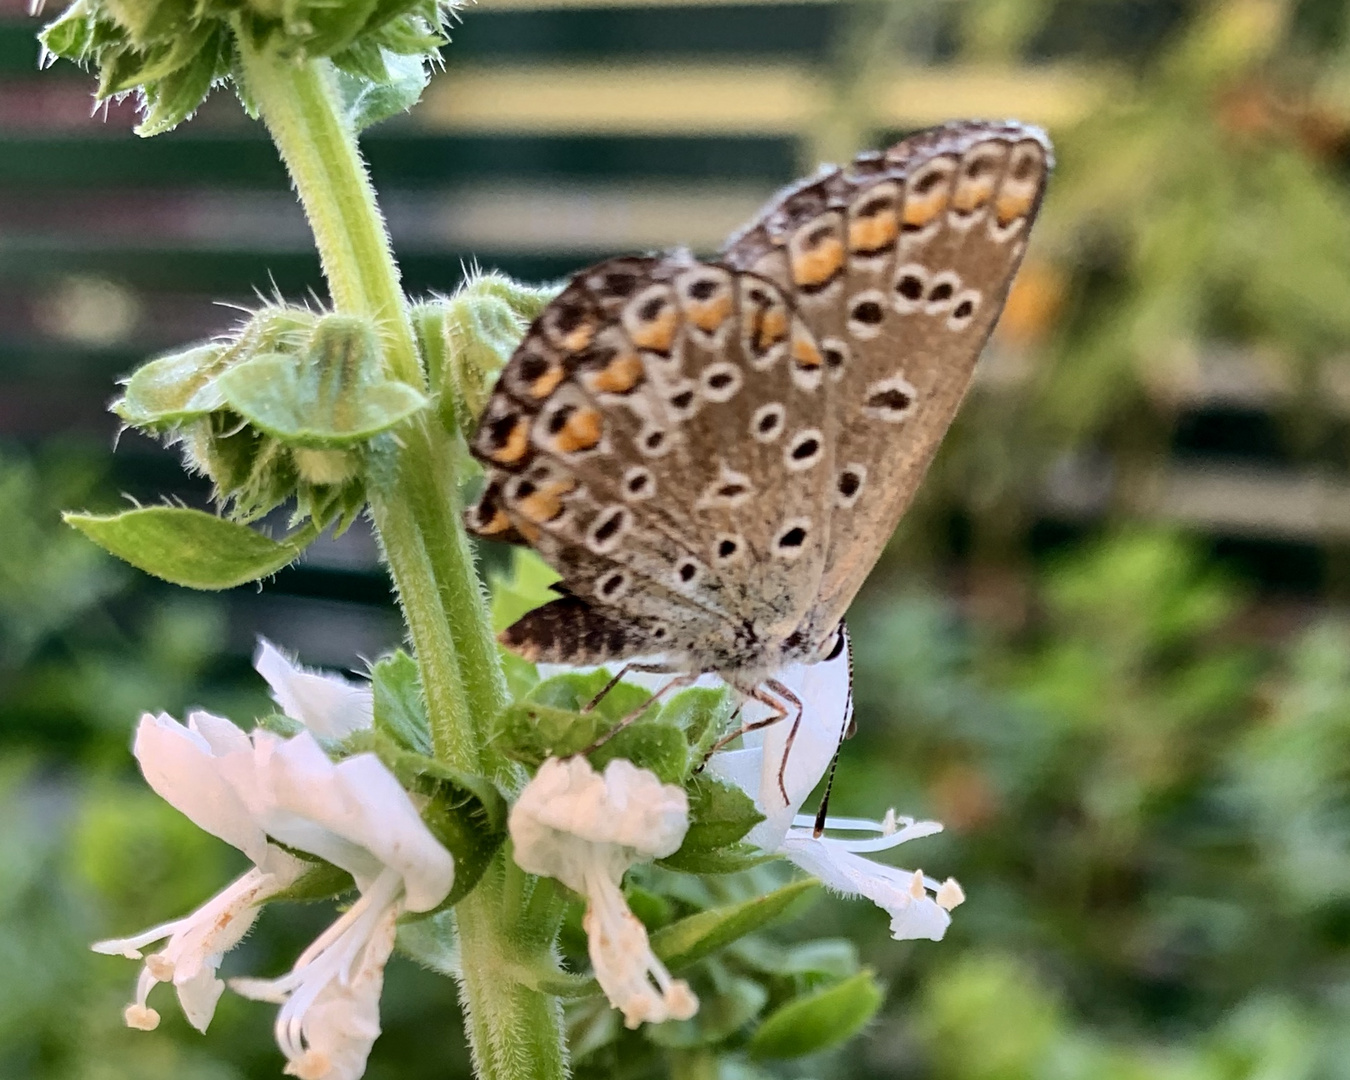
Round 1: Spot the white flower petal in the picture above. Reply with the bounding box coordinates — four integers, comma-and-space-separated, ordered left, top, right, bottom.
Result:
223, 731, 453, 912
584, 867, 697, 1029
510, 757, 688, 893
780, 833, 952, 942
233, 868, 402, 1080
132, 712, 272, 868
255, 639, 374, 739
707, 635, 853, 852
93, 865, 303, 1033
510, 756, 696, 1027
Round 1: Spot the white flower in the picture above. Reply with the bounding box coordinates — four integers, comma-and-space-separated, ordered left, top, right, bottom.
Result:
222, 730, 453, 1080
707, 635, 964, 942
510, 756, 697, 1028
254, 639, 374, 738
92, 710, 310, 1032
95, 646, 454, 1080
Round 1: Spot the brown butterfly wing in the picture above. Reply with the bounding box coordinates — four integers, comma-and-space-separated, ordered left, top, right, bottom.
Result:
721, 120, 1053, 649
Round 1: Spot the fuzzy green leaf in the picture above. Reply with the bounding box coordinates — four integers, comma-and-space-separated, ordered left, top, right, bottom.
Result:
650, 878, 820, 973
40, 3, 97, 61
64, 507, 314, 589
337, 50, 428, 131
136, 31, 226, 135
371, 650, 433, 756
748, 970, 884, 1059
664, 775, 763, 858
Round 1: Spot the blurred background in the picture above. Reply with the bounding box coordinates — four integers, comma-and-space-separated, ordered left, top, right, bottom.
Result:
4, 0, 1350, 1076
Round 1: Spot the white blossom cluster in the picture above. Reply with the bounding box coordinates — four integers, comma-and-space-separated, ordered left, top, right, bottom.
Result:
95, 637, 962, 1079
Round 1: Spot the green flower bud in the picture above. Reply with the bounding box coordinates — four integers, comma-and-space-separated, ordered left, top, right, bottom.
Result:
117, 305, 423, 529
39, 0, 461, 136
414, 271, 562, 436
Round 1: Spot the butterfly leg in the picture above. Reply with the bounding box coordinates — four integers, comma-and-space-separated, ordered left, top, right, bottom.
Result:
577, 672, 698, 755
583, 661, 682, 713
700, 680, 804, 804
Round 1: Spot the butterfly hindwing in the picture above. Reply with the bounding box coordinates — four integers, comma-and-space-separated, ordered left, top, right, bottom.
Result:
721, 120, 1052, 644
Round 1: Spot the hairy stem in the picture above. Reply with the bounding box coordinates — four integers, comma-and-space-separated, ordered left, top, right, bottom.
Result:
233, 37, 558, 1080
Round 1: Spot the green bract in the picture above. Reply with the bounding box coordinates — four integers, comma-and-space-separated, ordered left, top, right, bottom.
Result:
39, 0, 458, 135
116, 306, 425, 529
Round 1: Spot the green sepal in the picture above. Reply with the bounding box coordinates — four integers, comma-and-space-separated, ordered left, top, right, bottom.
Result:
747, 969, 885, 1060
216, 317, 427, 448
351, 731, 508, 909
268, 859, 356, 903
494, 700, 613, 766
336, 49, 428, 131
136, 30, 229, 136
495, 670, 688, 780
63, 507, 317, 589
657, 842, 773, 876
40, 2, 97, 62
102, 0, 196, 47
396, 909, 458, 976
101, 18, 211, 94
660, 685, 737, 758
300, 0, 379, 58
371, 649, 433, 756
114, 343, 231, 427
589, 717, 689, 785
667, 775, 763, 856
650, 878, 820, 974
419, 781, 505, 910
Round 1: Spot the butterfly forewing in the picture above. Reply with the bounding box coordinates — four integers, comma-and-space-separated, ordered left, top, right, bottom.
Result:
721, 120, 1052, 643
467, 253, 838, 672
469, 119, 1051, 679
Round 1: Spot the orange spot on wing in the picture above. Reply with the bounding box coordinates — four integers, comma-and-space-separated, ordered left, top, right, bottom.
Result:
629, 307, 678, 353
792, 333, 822, 368
848, 210, 899, 253
554, 408, 603, 453
790, 236, 845, 289
903, 189, 949, 228
475, 508, 514, 535
755, 307, 790, 352
562, 322, 595, 352
995, 189, 1034, 225
687, 293, 732, 333
516, 479, 575, 523
516, 520, 541, 545
487, 419, 529, 465
588, 352, 645, 395
527, 364, 566, 399
952, 177, 996, 214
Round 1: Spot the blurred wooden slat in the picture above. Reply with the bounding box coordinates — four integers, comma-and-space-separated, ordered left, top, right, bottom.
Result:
419, 62, 1105, 133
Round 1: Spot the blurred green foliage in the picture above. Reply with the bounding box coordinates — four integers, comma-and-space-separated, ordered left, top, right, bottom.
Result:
9, 0, 1350, 1076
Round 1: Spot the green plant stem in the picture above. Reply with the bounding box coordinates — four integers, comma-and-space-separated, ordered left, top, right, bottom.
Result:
234, 36, 558, 1080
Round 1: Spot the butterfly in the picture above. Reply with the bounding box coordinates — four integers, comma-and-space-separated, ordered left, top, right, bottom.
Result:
466, 120, 1052, 724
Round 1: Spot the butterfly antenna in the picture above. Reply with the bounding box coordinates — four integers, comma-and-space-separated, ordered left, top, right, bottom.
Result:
812, 744, 843, 838
813, 624, 854, 837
